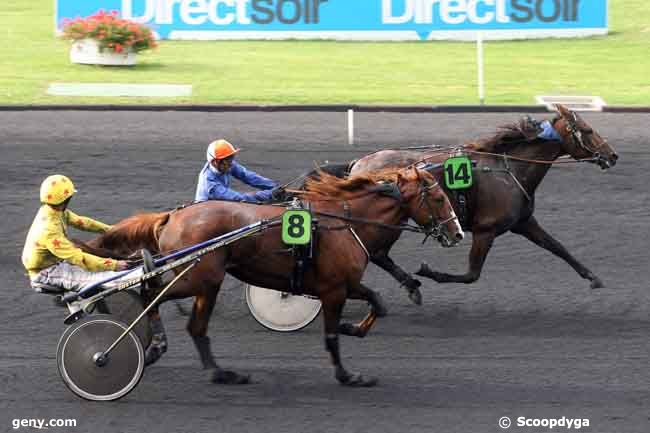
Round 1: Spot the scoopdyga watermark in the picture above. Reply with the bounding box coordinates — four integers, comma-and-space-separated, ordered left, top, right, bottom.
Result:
499, 416, 590, 430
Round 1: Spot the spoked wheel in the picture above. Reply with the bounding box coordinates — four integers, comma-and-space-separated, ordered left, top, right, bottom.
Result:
245, 284, 321, 332
98, 290, 152, 348
56, 314, 145, 401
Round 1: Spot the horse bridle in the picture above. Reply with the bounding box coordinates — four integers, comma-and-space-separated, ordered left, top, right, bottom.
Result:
415, 177, 458, 245
561, 112, 607, 166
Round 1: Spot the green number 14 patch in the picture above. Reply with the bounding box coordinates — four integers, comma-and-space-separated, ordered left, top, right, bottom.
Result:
444, 156, 473, 190
282, 210, 312, 245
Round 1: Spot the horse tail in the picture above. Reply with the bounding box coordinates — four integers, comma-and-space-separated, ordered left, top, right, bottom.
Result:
91, 212, 170, 255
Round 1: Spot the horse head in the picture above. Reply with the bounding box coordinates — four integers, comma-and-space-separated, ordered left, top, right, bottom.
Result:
399, 166, 464, 247
553, 104, 618, 169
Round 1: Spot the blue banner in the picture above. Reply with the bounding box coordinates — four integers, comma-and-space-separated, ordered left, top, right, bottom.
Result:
56, 0, 608, 41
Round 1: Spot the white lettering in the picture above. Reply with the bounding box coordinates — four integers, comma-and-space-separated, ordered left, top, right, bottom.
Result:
181, 0, 208, 25
234, 0, 251, 24
158, 0, 182, 24
208, 0, 235, 25
382, 0, 414, 24
440, 0, 467, 24
382, 0, 511, 25
467, 0, 493, 24
495, 0, 509, 22
122, 0, 156, 23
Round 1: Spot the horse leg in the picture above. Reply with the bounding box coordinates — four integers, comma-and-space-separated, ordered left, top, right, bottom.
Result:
188, 290, 251, 385
339, 311, 377, 338
371, 251, 422, 305
345, 282, 387, 317
339, 283, 383, 338
145, 308, 168, 366
511, 216, 604, 289
416, 230, 496, 284
321, 292, 378, 387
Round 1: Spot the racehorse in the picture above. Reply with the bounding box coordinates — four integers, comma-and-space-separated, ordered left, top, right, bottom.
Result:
315, 105, 618, 303
87, 167, 463, 387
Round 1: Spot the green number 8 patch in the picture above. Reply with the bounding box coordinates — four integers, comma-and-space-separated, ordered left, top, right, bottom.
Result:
282, 210, 311, 245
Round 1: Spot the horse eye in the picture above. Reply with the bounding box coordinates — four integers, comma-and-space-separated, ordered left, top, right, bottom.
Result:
435, 196, 444, 204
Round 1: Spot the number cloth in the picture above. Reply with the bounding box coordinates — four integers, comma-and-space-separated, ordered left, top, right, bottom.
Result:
444, 156, 473, 189
22, 205, 116, 279
282, 210, 311, 245
194, 160, 277, 203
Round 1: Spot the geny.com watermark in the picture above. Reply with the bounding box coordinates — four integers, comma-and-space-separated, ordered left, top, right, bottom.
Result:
11, 418, 77, 430
499, 416, 590, 430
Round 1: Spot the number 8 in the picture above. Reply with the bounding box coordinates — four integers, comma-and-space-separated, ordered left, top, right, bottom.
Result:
288, 214, 305, 238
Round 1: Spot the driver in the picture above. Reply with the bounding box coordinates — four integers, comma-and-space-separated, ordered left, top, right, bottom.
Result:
195, 139, 286, 203
22, 175, 147, 292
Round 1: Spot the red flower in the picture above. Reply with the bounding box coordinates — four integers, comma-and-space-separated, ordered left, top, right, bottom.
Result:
61, 11, 157, 53
52, 239, 62, 248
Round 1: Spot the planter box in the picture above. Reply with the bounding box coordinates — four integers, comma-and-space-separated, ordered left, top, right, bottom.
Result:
70, 39, 136, 66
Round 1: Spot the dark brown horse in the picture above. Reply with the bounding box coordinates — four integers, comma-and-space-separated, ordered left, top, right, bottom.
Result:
88, 167, 463, 387
323, 105, 618, 303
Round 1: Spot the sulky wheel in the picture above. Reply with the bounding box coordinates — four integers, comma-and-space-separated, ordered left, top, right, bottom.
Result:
98, 290, 152, 348
245, 284, 321, 332
56, 314, 145, 401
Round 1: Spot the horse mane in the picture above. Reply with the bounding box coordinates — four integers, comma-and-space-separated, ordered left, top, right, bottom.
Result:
90, 211, 170, 254
298, 167, 428, 201
464, 116, 554, 153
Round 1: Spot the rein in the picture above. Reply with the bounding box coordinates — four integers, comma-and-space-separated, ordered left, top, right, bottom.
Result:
461, 149, 600, 165
311, 178, 456, 244
313, 209, 425, 234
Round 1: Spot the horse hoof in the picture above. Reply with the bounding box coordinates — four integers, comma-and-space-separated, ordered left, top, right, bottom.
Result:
212, 369, 252, 385
408, 287, 423, 306
144, 346, 163, 366
414, 263, 432, 277
338, 323, 361, 337
590, 278, 605, 289
339, 373, 378, 388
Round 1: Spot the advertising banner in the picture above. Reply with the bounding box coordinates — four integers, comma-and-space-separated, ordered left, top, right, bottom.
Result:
56, 0, 608, 41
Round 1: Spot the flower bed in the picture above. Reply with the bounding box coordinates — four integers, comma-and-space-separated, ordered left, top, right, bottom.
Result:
61, 10, 157, 63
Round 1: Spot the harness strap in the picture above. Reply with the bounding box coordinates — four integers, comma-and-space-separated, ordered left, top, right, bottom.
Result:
502, 154, 532, 202
348, 228, 370, 260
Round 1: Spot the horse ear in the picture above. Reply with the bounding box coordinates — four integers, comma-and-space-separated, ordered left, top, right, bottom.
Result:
554, 104, 571, 118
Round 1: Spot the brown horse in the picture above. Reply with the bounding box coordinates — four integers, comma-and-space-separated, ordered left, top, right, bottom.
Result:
319, 105, 618, 303
88, 167, 463, 387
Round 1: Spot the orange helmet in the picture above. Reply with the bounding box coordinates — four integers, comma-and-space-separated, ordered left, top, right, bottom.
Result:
206, 139, 239, 161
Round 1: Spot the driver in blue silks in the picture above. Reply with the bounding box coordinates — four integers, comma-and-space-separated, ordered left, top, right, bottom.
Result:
195, 139, 286, 203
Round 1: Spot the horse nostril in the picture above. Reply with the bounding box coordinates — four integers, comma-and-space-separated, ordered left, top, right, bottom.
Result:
612, 153, 619, 161
455, 232, 464, 241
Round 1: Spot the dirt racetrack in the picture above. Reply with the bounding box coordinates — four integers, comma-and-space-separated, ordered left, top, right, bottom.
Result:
1, 110, 649, 433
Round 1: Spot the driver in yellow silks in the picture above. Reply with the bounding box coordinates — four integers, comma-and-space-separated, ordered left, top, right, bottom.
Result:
22, 175, 137, 292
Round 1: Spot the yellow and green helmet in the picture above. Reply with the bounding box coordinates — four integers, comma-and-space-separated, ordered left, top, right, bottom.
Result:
40, 175, 77, 205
